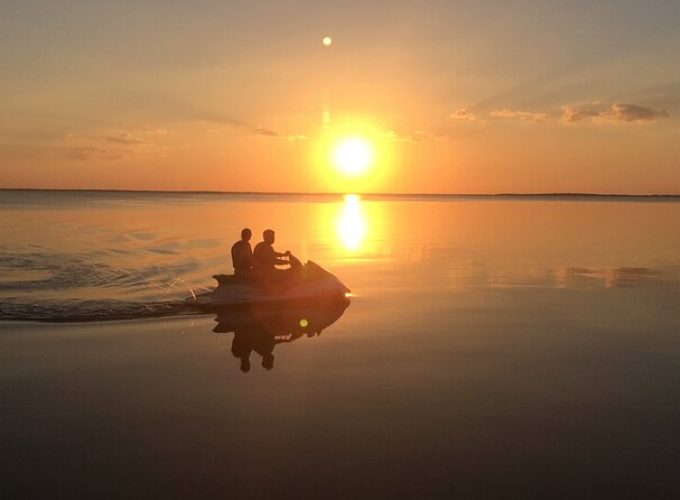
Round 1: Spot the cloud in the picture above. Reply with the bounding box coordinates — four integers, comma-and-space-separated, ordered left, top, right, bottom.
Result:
63, 146, 122, 161
560, 104, 600, 123
481, 102, 669, 125
252, 127, 307, 141
489, 109, 551, 123
139, 127, 170, 136
61, 127, 164, 161
381, 130, 431, 142
253, 126, 279, 137
450, 108, 478, 122
606, 103, 669, 122
561, 103, 669, 123
105, 132, 150, 146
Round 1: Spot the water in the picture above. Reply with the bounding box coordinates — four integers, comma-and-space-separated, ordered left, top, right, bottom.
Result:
0, 190, 346, 321
2, 190, 680, 496
1, 190, 680, 322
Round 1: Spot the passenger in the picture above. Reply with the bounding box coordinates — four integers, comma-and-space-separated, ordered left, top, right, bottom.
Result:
230, 227, 253, 279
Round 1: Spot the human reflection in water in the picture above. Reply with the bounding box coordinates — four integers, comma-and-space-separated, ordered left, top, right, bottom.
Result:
229, 323, 284, 372
213, 299, 350, 372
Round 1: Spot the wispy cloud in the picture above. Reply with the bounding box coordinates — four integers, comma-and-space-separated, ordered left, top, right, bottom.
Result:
381, 129, 431, 142
560, 104, 600, 123
253, 126, 279, 137
63, 146, 123, 161
139, 127, 170, 136
561, 103, 669, 123
252, 127, 307, 142
489, 109, 551, 123
105, 132, 151, 146
462, 102, 671, 125
604, 103, 669, 122
60, 127, 167, 161
450, 108, 478, 122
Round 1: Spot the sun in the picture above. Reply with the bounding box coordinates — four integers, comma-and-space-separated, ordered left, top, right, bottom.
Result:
332, 137, 374, 177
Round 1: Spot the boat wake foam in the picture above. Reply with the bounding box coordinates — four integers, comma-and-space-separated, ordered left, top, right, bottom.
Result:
0, 298, 200, 323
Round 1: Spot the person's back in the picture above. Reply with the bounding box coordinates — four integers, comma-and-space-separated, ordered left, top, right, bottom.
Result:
253, 229, 288, 273
231, 228, 253, 277
252, 240, 276, 272
253, 229, 297, 290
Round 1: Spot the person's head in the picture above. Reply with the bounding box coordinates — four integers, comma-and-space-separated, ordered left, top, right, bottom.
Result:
262, 353, 274, 370
263, 229, 275, 244
241, 228, 252, 241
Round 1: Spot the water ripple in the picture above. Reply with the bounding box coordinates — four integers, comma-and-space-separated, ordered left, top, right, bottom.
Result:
0, 248, 216, 322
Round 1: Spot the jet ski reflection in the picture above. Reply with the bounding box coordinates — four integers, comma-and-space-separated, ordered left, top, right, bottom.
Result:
213, 298, 350, 372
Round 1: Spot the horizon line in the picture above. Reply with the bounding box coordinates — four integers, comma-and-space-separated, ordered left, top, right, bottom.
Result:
1, 187, 680, 198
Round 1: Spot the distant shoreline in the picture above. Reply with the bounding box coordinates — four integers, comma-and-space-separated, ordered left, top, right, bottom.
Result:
1, 188, 679, 200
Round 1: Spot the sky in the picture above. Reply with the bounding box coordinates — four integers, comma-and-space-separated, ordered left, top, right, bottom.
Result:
1, 0, 679, 194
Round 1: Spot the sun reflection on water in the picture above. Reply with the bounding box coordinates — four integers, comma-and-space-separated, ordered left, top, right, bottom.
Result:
338, 194, 367, 251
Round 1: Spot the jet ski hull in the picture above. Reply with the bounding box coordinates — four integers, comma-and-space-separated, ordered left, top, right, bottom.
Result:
186, 261, 350, 312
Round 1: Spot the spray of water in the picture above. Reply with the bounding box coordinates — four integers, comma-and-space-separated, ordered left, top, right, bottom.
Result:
165, 277, 196, 300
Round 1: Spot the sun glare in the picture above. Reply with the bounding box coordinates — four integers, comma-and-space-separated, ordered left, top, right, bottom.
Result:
332, 137, 374, 177
338, 194, 366, 250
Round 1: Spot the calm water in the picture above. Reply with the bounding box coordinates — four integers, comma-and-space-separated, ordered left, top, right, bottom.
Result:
2, 190, 680, 321
2, 190, 680, 496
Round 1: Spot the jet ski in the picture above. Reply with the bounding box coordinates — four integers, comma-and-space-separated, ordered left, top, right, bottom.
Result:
186, 260, 350, 311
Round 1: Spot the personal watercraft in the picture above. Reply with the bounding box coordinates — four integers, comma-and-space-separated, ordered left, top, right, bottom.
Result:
186, 260, 350, 311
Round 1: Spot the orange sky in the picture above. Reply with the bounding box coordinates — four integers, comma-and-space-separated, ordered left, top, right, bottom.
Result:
1, 1, 679, 193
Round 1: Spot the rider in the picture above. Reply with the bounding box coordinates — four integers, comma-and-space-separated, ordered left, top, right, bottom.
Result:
253, 229, 290, 271
252, 229, 299, 287
230, 228, 253, 278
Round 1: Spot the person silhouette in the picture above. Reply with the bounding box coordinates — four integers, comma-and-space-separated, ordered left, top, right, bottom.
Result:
252, 229, 299, 288
230, 228, 253, 279
252, 229, 290, 272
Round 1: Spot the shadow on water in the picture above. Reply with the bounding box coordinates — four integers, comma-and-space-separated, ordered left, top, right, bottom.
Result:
212, 299, 350, 372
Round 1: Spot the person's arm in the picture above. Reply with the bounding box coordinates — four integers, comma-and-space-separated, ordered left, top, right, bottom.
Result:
273, 248, 291, 266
